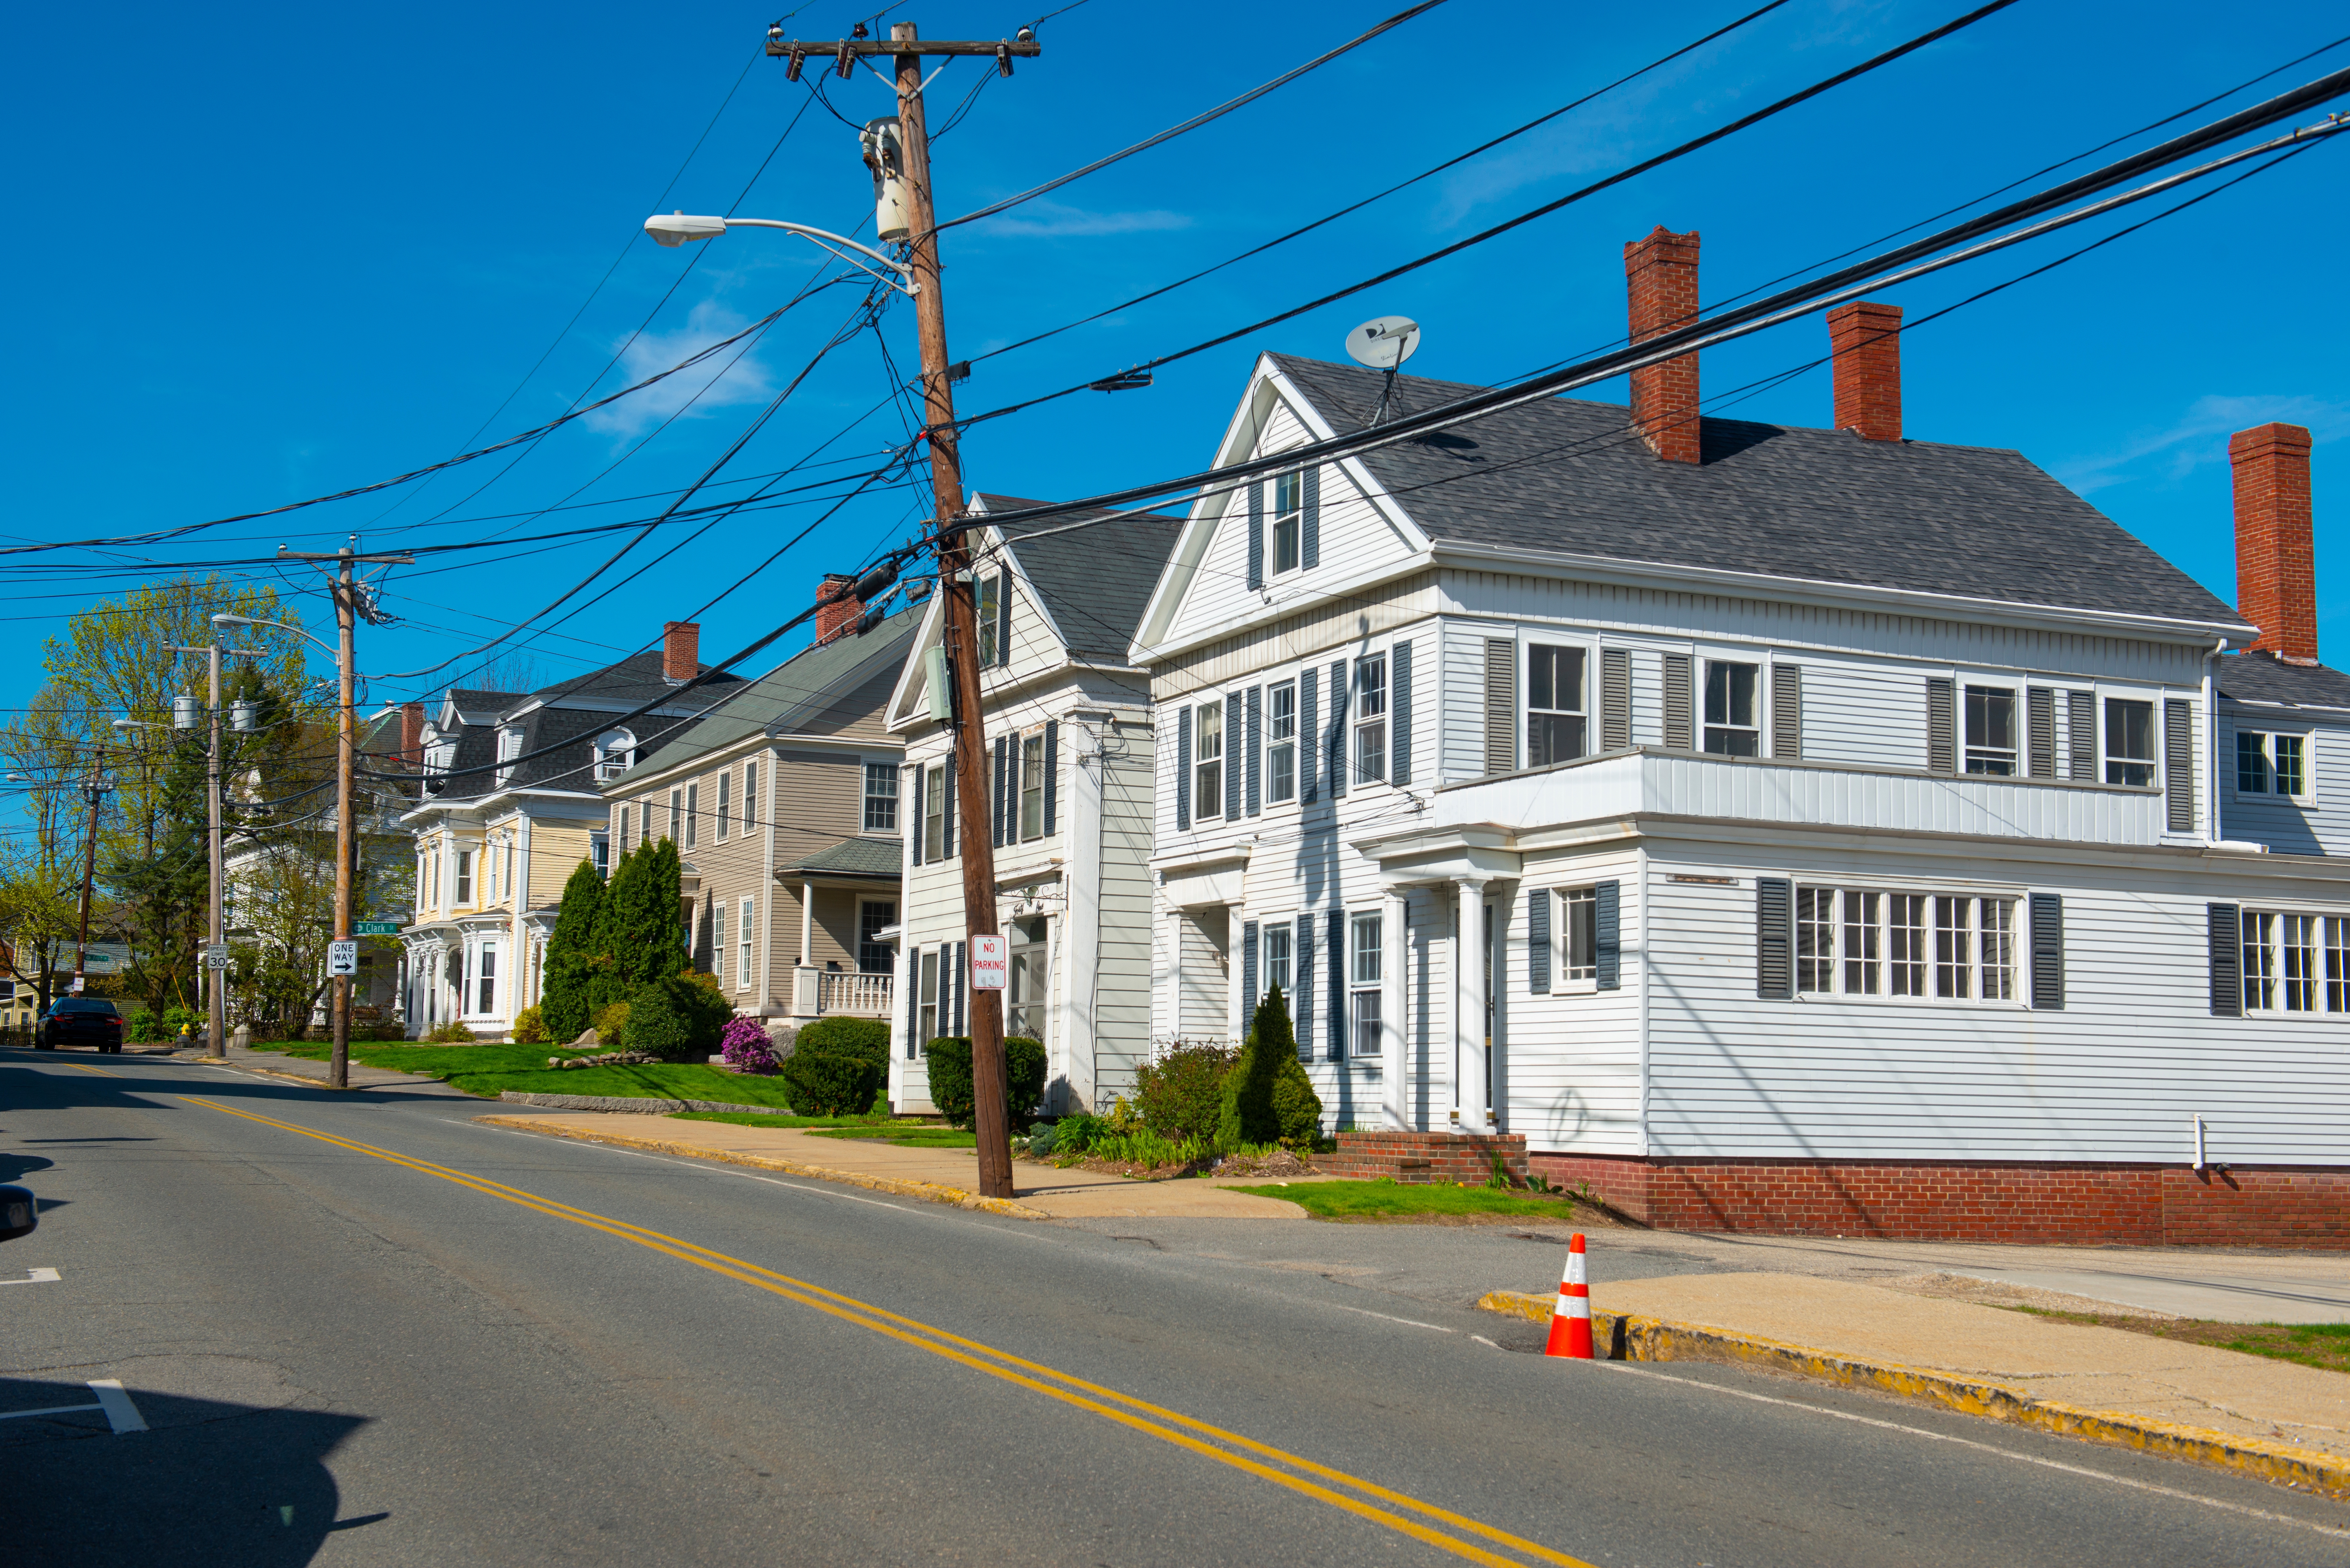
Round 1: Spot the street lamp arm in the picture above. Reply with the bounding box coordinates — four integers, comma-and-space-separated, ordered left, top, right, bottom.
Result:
213, 614, 334, 653
641, 215, 918, 297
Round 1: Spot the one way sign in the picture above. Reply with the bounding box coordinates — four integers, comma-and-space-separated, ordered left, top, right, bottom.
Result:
327, 940, 359, 977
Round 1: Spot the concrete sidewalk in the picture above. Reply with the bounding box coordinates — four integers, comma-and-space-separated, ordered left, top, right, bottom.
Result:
478, 1110, 1324, 1219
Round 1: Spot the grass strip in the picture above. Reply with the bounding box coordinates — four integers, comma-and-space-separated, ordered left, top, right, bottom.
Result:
670, 1111, 887, 1129
240, 1040, 800, 1107
1224, 1178, 1581, 1220
2011, 1307, 2350, 1374
806, 1126, 978, 1149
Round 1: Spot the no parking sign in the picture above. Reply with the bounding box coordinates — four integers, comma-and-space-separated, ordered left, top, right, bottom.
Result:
969, 933, 1007, 991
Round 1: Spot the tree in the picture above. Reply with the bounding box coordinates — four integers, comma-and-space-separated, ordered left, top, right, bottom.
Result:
1219, 985, 1322, 1150
538, 858, 607, 1043
596, 835, 685, 999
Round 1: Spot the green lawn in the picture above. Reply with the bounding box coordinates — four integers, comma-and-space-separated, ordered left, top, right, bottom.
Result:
671, 1111, 881, 1129
666, 1111, 971, 1148
1224, 1178, 1581, 1221
2013, 1308, 2350, 1374
246, 1039, 800, 1106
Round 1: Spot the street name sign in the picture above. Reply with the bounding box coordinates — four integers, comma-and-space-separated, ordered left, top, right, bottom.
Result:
353, 921, 400, 937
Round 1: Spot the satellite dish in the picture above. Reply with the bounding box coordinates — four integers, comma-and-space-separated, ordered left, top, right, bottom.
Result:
1344, 316, 1421, 371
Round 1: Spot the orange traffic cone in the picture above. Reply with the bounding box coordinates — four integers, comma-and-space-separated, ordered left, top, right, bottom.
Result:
1543, 1232, 1594, 1359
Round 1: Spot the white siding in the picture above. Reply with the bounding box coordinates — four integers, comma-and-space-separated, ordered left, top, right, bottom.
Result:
1802, 657, 1928, 768
1500, 848, 1645, 1153
2220, 707, 2350, 858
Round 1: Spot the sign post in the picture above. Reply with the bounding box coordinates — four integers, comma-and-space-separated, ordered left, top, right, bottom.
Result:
969, 933, 1008, 992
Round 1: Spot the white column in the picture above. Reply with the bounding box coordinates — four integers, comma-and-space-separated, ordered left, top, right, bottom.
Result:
800, 878, 815, 969
1226, 904, 1247, 1044
1381, 885, 1411, 1130
1455, 878, 1490, 1134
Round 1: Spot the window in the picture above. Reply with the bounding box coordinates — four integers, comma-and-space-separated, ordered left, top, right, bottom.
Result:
1964, 686, 2018, 775
2237, 731, 2308, 797
1355, 655, 1387, 784
716, 770, 732, 841
1794, 885, 2019, 1004
859, 900, 896, 974
1560, 887, 1598, 982
711, 901, 726, 980
1267, 681, 1297, 803
2105, 698, 2156, 786
1194, 701, 1223, 825
1272, 471, 1303, 575
684, 783, 699, 848
739, 897, 756, 988
977, 574, 1001, 666
743, 762, 758, 835
455, 850, 473, 905
864, 761, 898, 832
1702, 660, 1760, 756
924, 763, 948, 861
476, 942, 498, 1015
496, 727, 522, 788
916, 948, 940, 1051
1020, 734, 1045, 839
2239, 910, 2350, 1014
504, 841, 515, 903
1527, 645, 1588, 767
594, 729, 635, 782
1350, 912, 1383, 1056
1263, 923, 1292, 1002
666, 788, 681, 842
616, 806, 630, 855
1008, 916, 1046, 1038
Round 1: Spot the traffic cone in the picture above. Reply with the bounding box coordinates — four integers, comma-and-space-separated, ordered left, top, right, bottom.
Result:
1543, 1232, 1594, 1359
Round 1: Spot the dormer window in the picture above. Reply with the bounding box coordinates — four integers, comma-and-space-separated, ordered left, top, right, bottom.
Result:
495, 727, 523, 788
1272, 471, 1304, 575
595, 729, 636, 783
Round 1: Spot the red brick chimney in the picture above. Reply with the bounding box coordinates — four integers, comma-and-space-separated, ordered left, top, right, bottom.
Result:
662, 621, 700, 683
1625, 226, 1702, 464
2231, 422, 2318, 663
399, 702, 426, 768
1828, 301, 1902, 441
814, 574, 861, 646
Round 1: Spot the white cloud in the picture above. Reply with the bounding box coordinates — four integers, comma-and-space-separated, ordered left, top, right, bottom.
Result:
2054, 395, 2350, 495
582, 300, 777, 440
971, 199, 1192, 238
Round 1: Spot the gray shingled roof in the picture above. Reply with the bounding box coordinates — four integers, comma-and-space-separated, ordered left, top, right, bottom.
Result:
421, 655, 744, 804
976, 494, 1184, 664
780, 836, 903, 878
1270, 355, 2243, 627
2217, 651, 2350, 712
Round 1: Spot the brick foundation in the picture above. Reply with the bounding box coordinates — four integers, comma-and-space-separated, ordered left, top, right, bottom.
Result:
1525, 1153, 2350, 1248
1326, 1130, 1527, 1186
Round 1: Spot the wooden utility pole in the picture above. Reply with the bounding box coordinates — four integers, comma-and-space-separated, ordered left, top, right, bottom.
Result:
770, 20, 1039, 1199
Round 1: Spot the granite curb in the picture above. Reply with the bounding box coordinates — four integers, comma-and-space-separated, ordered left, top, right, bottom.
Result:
497, 1090, 800, 1117
1477, 1288, 2350, 1498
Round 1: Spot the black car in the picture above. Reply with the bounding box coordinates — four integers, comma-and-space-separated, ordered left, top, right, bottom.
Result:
38, 997, 126, 1052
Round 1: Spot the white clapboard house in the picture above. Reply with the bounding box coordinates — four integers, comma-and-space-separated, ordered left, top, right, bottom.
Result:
1124, 226, 2347, 1243
884, 495, 1182, 1115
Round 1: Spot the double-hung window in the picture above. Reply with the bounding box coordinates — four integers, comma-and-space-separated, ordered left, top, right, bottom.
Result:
1560, 887, 1597, 983
711, 901, 727, 980
1262, 923, 1293, 1002
716, 770, 732, 840
742, 763, 758, 836
684, 783, 699, 848
2237, 731, 2309, 799
976, 574, 1001, 666
739, 896, 756, 988
1964, 686, 2018, 775
2105, 698, 2156, 786
1703, 660, 1760, 756
590, 831, 609, 877
858, 900, 895, 974
477, 942, 498, 1015
1020, 734, 1045, 839
1354, 655, 1387, 785
1527, 644, 1588, 767
1193, 702, 1223, 824
1795, 884, 2018, 1003
667, 788, 681, 843
923, 763, 948, 861
615, 806, 630, 856
455, 850, 474, 905
1267, 681, 1297, 803
864, 761, 898, 832
2240, 910, 2350, 1014
1272, 471, 1303, 575
1349, 912, 1383, 1056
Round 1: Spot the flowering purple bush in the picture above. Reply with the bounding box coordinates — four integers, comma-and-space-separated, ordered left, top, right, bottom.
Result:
718, 1017, 779, 1074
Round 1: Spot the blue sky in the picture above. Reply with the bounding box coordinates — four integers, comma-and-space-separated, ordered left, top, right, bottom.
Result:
3, 0, 2345, 718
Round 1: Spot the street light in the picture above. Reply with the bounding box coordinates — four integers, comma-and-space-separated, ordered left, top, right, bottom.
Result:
641, 213, 917, 297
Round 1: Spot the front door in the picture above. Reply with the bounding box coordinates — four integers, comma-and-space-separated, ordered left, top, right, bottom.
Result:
1007, 918, 1049, 1041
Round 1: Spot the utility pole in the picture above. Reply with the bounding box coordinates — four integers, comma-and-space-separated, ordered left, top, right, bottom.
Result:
279, 544, 412, 1089
769, 20, 1039, 1198
72, 774, 109, 995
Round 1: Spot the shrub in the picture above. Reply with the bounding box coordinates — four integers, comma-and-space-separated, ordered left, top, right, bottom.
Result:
626, 973, 733, 1063
1219, 986, 1323, 1151
424, 1021, 476, 1044
590, 1000, 631, 1047
126, 1008, 163, 1043
925, 1036, 1047, 1130
1135, 1041, 1237, 1146
719, 1017, 778, 1074
1088, 1128, 1205, 1168
925, 1038, 973, 1124
163, 1005, 200, 1037
1268, 1053, 1325, 1150
1049, 1111, 1107, 1156
781, 1042, 887, 1116
793, 1015, 889, 1061
511, 1005, 547, 1045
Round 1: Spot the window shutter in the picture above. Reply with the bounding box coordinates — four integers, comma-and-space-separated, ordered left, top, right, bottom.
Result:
1926, 678, 1956, 774
1328, 660, 1348, 797
2165, 699, 2196, 832
1595, 880, 1621, 990
1302, 465, 1320, 570
1391, 640, 1413, 786
1755, 877, 1793, 999
2027, 688, 2057, 779
1225, 693, 1244, 819
1246, 483, 1264, 590
1042, 721, 1059, 836
1327, 908, 1346, 1060
1483, 638, 1516, 774
1245, 686, 1263, 813
1527, 887, 1550, 994
1601, 649, 1632, 751
1293, 913, 1315, 1060
943, 762, 957, 855
1771, 663, 1802, 760
1300, 667, 1319, 803
2067, 690, 2097, 780
1176, 706, 1192, 830
1662, 654, 1693, 750
909, 765, 925, 865
951, 941, 966, 1036
995, 573, 1013, 667
1241, 920, 1259, 1016
2028, 892, 2064, 1009
2208, 902, 2241, 1017
991, 735, 1009, 847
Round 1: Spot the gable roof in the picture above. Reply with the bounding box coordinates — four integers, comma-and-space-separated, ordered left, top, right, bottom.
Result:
1266, 354, 2244, 630
2217, 650, 2350, 714
418, 651, 747, 805
974, 494, 1184, 663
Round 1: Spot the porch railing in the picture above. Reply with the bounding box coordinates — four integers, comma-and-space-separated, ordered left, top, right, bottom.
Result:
815, 969, 893, 1017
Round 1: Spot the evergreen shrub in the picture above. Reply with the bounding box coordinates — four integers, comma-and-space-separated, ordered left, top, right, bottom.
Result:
127, 1008, 163, 1043
1135, 1041, 1237, 1146
626, 973, 732, 1063
590, 1000, 631, 1046
511, 1005, 547, 1045
537, 858, 607, 1041
794, 1016, 889, 1059
924, 1036, 1047, 1129
1218, 986, 1323, 1151
781, 1037, 887, 1115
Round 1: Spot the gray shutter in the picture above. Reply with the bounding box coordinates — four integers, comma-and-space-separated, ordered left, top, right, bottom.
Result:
1327, 908, 1346, 1060
943, 761, 957, 855
2028, 892, 2064, 1010
1246, 483, 1264, 590
1662, 654, 1693, 750
1483, 638, 1516, 774
1245, 686, 1262, 813
1527, 887, 1550, 994
910, 765, 925, 865
1926, 678, 1956, 774
1241, 921, 1259, 1020
1300, 667, 1319, 802
2209, 903, 2241, 1017
951, 941, 966, 1036
1302, 465, 1320, 570
1771, 664, 1802, 760
1601, 649, 1632, 751
995, 573, 1013, 667
2027, 688, 2057, 779
2165, 699, 2195, 831
1595, 880, 1621, 990
1755, 877, 1793, 1000
1293, 913, 1315, 1061
1328, 660, 1348, 797
991, 735, 1008, 847
1042, 721, 1058, 836
1176, 706, 1192, 830
2068, 691, 2097, 780
1391, 640, 1413, 786
1225, 693, 1244, 819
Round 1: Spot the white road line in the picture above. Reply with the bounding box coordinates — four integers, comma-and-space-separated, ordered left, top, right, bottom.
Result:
0, 1401, 102, 1422
1, 1267, 61, 1285
87, 1380, 147, 1434
1603, 1361, 2350, 1541
1316, 1299, 1454, 1333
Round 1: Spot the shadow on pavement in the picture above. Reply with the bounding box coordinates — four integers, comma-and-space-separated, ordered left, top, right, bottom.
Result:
0, 1052, 475, 1115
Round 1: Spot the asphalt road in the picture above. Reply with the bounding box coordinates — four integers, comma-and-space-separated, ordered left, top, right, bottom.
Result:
5, 1048, 2348, 1567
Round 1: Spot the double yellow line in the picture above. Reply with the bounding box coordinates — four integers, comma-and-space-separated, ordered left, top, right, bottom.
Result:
182, 1095, 1592, 1567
